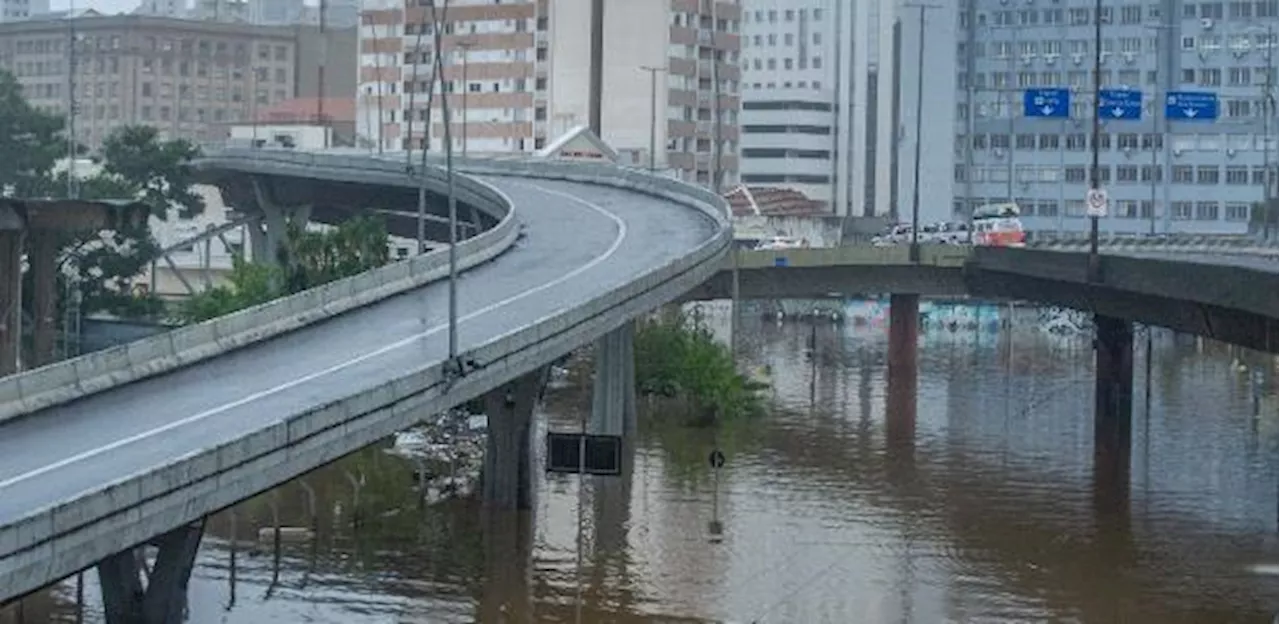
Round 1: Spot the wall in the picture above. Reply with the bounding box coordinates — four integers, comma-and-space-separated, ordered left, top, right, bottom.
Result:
733, 214, 845, 247
295, 26, 358, 100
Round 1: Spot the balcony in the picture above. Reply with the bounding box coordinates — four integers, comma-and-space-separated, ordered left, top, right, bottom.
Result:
697, 29, 714, 46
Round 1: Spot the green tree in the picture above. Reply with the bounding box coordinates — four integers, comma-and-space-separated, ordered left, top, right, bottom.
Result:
634, 314, 766, 425
0, 69, 65, 197
176, 256, 281, 323
281, 216, 390, 293
96, 125, 204, 219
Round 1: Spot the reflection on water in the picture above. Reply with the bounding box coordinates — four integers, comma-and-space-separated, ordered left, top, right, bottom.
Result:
13, 303, 1278, 623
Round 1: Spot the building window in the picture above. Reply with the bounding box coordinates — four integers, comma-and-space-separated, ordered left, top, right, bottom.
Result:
1225, 202, 1251, 221
1195, 201, 1219, 220
1171, 201, 1193, 220
1116, 165, 1139, 182
1225, 166, 1249, 184
1065, 166, 1087, 182
1171, 165, 1194, 183
1196, 166, 1220, 184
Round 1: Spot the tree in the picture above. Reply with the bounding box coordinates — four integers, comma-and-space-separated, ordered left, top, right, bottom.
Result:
96, 125, 204, 219
281, 216, 390, 293
176, 256, 280, 323
0, 69, 65, 197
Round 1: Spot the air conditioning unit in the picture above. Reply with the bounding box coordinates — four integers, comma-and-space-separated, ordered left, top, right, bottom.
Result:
1200, 18, 1214, 30
1172, 147, 1183, 156
1123, 51, 1136, 64
1122, 146, 1132, 157
994, 148, 1006, 158
1227, 147, 1237, 158
1071, 52, 1084, 64
1044, 53, 1058, 65
1233, 49, 1247, 58
1021, 54, 1034, 65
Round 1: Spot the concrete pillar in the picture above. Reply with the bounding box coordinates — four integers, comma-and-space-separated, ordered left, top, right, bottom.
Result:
477, 509, 534, 621
248, 177, 311, 268
28, 230, 59, 368
590, 321, 637, 438
97, 520, 205, 624
1093, 315, 1133, 508
0, 230, 21, 376
482, 369, 544, 510
886, 294, 919, 445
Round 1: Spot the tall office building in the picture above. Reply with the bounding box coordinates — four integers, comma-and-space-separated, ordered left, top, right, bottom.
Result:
738, 0, 955, 219
954, 0, 1278, 234
356, 0, 742, 190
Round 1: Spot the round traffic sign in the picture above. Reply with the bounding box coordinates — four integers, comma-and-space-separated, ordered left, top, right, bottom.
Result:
1086, 188, 1107, 209
708, 449, 726, 469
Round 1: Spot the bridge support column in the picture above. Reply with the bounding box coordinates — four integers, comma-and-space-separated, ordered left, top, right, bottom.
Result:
591, 321, 637, 439
97, 519, 205, 624
482, 368, 545, 510
0, 229, 22, 375
886, 294, 919, 443
247, 177, 311, 267
1093, 315, 1133, 479
28, 230, 59, 368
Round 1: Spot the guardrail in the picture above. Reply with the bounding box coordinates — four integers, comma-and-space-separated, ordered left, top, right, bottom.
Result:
0, 149, 734, 603
1028, 235, 1279, 257
0, 154, 519, 425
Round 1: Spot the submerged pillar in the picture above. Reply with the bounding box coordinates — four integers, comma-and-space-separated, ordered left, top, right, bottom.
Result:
28, 230, 59, 368
590, 321, 637, 439
886, 294, 919, 444
1093, 315, 1133, 504
97, 520, 205, 624
482, 368, 544, 510
0, 229, 22, 375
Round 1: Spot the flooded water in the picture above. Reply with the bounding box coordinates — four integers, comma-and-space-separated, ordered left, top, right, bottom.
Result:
9, 302, 1279, 623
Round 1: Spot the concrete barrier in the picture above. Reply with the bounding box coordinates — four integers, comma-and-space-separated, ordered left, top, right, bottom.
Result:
0, 149, 733, 601
0, 165, 519, 425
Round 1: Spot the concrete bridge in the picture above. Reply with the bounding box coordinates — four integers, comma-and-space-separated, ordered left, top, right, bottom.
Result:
0, 148, 1275, 622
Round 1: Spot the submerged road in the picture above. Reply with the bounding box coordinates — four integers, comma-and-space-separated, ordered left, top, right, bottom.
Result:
0, 176, 717, 528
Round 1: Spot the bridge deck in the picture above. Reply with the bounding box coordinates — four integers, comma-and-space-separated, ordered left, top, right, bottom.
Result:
0, 177, 716, 528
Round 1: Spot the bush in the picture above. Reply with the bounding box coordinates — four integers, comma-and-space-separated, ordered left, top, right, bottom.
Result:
634, 313, 766, 426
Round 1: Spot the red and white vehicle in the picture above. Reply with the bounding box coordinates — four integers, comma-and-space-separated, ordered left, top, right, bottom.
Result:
971, 202, 1027, 247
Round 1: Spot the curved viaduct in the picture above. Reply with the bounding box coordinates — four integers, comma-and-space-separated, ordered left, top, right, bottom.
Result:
0, 150, 731, 618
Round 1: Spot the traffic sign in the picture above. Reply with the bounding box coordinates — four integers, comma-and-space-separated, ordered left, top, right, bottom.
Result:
1023, 88, 1071, 119
1165, 91, 1219, 121
708, 449, 726, 469
1098, 89, 1143, 121
545, 432, 622, 476
1086, 188, 1108, 218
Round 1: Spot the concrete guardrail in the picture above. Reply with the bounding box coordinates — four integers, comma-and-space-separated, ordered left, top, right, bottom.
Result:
0, 149, 733, 601
0, 154, 519, 425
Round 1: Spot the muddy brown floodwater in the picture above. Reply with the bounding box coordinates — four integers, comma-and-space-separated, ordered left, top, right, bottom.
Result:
12, 304, 1279, 623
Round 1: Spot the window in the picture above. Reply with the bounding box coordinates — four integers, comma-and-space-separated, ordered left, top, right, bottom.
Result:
1038, 134, 1059, 150
1172, 165, 1194, 183
1116, 165, 1139, 182
1065, 166, 1087, 182
1066, 133, 1087, 150
1016, 134, 1037, 149
1226, 166, 1249, 184
1195, 201, 1219, 220
1141, 165, 1163, 182
1171, 201, 1193, 220
1196, 166, 1220, 184
1065, 199, 1087, 216
1117, 133, 1140, 149
1115, 200, 1140, 218
1225, 202, 1251, 221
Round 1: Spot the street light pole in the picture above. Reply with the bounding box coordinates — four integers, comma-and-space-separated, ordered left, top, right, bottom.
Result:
640, 65, 665, 172
1088, 0, 1102, 272
904, 3, 941, 263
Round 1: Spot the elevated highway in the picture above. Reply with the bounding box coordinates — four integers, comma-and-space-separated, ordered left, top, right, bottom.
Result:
0, 150, 731, 612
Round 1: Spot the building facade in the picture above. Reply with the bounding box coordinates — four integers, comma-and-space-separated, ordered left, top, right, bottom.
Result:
738, 0, 955, 220
955, 0, 1278, 234
0, 0, 47, 23
0, 16, 358, 151
356, 0, 742, 190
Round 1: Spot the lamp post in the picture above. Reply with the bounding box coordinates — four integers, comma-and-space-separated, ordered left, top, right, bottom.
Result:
1087, 0, 1102, 274
639, 65, 665, 172
904, 3, 942, 263
1142, 21, 1175, 236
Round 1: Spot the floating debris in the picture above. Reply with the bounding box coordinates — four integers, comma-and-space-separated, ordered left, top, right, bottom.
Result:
385, 408, 488, 507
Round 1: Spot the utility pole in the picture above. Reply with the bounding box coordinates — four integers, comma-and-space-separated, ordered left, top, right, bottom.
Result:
430, 0, 460, 371
640, 65, 665, 172
66, 0, 78, 200
457, 40, 474, 157
1087, 0, 1102, 271
710, 0, 722, 194
317, 0, 328, 147
904, 3, 941, 264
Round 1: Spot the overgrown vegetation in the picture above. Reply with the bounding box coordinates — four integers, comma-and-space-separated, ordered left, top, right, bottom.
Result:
3, 69, 204, 319
176, 216, 390, 323
634, 313, 767, 425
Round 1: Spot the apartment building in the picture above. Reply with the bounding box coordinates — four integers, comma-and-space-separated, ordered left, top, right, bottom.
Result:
356, 0, 742, 190
0, 0, 47, 23
739, 0, 955, 219
0, 16, 360, 151
955, 0, 1278, 234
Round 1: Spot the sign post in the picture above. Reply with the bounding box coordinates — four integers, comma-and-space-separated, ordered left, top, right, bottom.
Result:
1086, 188, 1109, 218
1022, 88, 1071, 119
707, 449, 725, 540
1165, 91, 1220, 121
1098, 89, 1143, 121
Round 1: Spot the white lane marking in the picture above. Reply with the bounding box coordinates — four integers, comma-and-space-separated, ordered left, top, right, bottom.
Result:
0, 180, 626, 491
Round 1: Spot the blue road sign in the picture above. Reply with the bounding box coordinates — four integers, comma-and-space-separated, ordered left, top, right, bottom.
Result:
1165, 91, 1219, 121
1098, 89, 1143, 120
1023, 88, 1071, 118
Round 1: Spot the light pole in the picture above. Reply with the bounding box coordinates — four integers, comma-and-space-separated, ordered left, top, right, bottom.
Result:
639, 65, 665, 172
1087, 0, 1102, 273
1143, 21, 1175, 236
904, 3, 941, 263
65, 2, 78, 200
457, 40, 474, 157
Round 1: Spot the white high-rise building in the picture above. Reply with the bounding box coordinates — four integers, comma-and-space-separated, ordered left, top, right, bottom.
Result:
356, 0, 743, 190
739, 0, 955, 221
